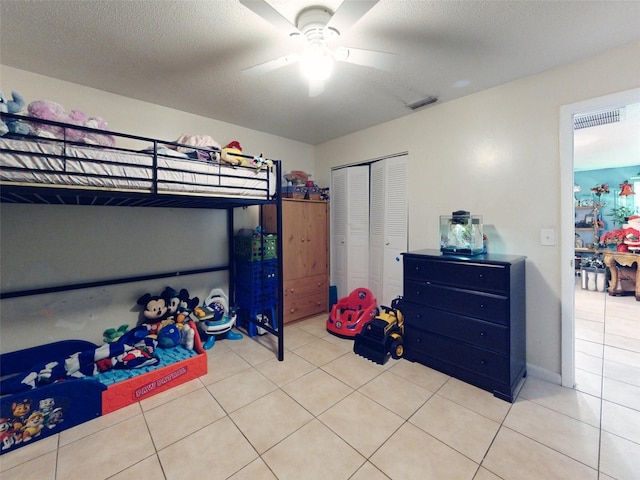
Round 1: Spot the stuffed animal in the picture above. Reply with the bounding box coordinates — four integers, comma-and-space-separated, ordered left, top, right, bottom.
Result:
250, 153, 273, 171
136, 293, 170, 336
103, 324, 129, 343
161, 287, 199, 326
161, 287, 183, 319
27, 99, 115, 146
221, 140, 247, 166
0, 90, 31, 136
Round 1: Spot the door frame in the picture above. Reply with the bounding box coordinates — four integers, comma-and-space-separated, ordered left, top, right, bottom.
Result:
559, 87, 640, 388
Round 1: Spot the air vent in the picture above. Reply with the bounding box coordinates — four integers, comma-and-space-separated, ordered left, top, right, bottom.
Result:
574, 107, 624, 130
406, 96, 438, 110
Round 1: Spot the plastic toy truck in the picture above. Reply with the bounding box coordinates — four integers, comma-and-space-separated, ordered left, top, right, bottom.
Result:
353, 297, 404, 365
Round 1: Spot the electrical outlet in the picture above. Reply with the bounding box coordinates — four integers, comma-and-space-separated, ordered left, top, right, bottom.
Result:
541, 228, 555, 246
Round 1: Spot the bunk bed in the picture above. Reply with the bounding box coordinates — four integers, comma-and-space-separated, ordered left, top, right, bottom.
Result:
0, 112, 284, 455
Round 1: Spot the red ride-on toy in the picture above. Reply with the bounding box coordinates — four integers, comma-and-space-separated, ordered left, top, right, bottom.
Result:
326, 288, 378, 338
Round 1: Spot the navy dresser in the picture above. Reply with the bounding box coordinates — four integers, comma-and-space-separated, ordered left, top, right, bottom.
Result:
401, 249, 526, 402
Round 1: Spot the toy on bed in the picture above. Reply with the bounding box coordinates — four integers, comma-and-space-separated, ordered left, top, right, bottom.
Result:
27, 99, 115, 147
250, 153, 273, 171
0, 90, 31, 136
190, 288, 243, 349
221, 140, 248, 166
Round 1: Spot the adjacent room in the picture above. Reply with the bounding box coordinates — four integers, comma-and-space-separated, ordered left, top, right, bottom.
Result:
1, 1, 640, 479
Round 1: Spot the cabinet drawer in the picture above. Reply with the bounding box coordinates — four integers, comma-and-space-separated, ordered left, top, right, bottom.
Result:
404, 280, 509, 325
404, 257, 509, 294
284, 274, 327, 299
402, 302, 508, 354
404, 326, 509, 382
284, 291, 328, 323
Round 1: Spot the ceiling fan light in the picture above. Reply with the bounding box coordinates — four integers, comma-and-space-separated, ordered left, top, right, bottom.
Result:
300, 48, 334, 81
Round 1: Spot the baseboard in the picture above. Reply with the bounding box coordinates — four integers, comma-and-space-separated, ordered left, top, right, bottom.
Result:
526, 363, 562, 385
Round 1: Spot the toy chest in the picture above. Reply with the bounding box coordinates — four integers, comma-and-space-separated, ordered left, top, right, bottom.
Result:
234, 234, 277, 261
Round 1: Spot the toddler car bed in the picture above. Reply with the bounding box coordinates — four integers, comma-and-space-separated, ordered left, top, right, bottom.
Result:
0, 321, 207, 456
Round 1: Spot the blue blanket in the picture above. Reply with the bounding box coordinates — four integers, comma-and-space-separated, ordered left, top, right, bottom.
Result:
0, 326, 159, 394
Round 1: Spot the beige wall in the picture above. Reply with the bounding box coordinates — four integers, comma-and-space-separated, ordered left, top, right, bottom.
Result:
315, 41, 640, 379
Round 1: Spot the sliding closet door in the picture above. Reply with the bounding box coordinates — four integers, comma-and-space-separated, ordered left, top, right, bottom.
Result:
369, 156, 408, 306
330, 165, 370, 298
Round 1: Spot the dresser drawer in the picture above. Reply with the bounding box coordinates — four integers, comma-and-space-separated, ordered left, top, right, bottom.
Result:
404, 257, 509, 294
404, 326, 509, 382
401, 302, 508, 354
284, 274, 327, 299
404, 280, 509, 325
284, 291, 328, 323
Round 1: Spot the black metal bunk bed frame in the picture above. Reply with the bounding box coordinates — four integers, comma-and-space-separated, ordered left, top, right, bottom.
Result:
0, 112, 285, 361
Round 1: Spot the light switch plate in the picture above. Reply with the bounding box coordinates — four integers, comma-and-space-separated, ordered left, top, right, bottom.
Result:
541, 228, 555, 246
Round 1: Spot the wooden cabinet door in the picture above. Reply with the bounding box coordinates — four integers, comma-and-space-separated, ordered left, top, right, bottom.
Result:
304, 201, 328, 278
263, 200, 328, 280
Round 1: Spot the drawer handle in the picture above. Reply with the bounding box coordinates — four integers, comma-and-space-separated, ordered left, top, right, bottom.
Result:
479, 331, 486, 337
480, 359, 487, 365
290, 308, 296, 313
416, 314, 422, 319
480, 303, 485, 309
479, 274, 484, 279
290, 288, 295, 293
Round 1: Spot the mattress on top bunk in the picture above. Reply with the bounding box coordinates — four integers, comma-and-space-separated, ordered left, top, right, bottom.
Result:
0, 137, 276, 197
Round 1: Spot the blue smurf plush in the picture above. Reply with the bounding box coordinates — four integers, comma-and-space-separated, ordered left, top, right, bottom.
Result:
0, 90, 31, 136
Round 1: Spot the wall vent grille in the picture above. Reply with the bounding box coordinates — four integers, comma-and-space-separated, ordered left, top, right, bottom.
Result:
574, 108, 623, 130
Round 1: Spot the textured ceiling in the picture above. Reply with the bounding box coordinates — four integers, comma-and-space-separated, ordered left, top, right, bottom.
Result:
1, 0, 640, 145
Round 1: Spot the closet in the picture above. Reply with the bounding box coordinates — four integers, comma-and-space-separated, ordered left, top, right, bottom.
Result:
369, 156, 408, 305
263, 199, 328, 323
331, 155, 408, 305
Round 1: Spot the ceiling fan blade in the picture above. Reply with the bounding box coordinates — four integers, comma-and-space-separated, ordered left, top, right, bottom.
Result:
309, 78, 325, 97
240, 0, 300, 37
242, 54, 300, 75
327, 0, 379, 34
335, 46, 398, 71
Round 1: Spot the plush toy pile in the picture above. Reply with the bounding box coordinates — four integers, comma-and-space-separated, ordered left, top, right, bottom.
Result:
27, 100, 116, 147
136, 286, 200, 350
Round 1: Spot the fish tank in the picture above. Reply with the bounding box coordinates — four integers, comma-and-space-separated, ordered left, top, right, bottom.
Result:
440, 210, 484, 255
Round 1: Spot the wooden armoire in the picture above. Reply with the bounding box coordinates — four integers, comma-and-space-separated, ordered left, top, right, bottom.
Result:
264, 199, 329, 323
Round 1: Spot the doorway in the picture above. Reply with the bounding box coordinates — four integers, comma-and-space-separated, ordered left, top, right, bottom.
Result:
560, 87, 640, 388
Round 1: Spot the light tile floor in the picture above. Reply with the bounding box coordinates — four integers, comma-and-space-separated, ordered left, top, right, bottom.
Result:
1, 282, 639, 479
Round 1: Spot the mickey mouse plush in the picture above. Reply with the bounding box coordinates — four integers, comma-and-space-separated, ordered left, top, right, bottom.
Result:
136, 293, 169, 336
160, 287, 199, 325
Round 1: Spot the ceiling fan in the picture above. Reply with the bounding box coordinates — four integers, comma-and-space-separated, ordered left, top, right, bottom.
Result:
240, 0, 398, 96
